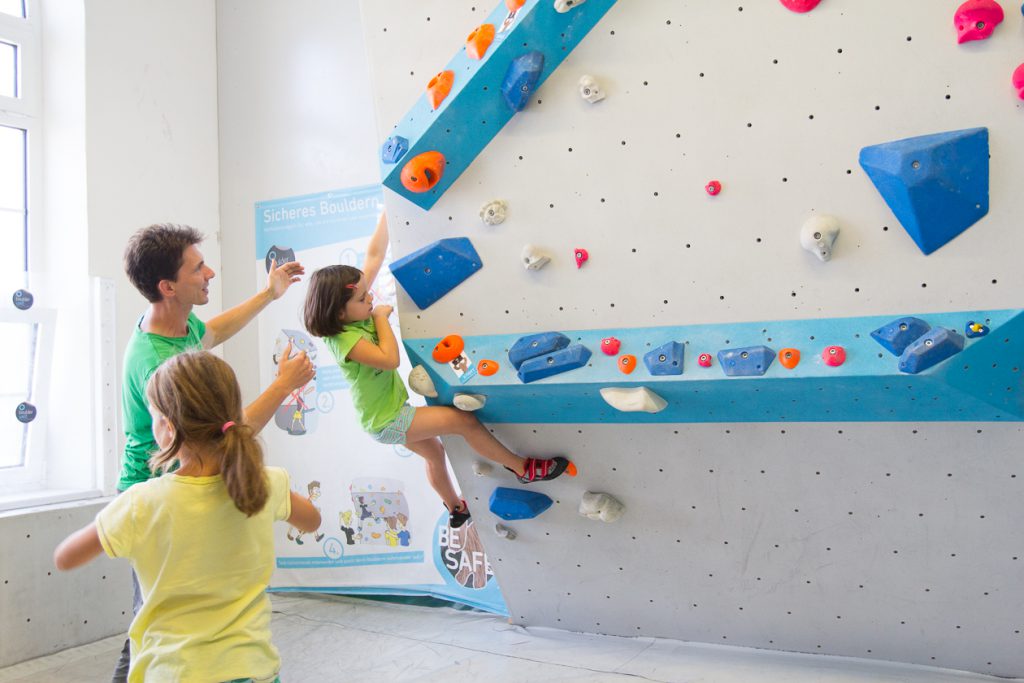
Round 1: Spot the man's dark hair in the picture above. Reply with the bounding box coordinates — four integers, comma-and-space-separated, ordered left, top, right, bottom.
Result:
123, 224, 204, 303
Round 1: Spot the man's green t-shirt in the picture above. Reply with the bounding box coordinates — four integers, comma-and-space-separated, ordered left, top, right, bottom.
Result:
324, 318, 408, 434
118, 312, 206, 491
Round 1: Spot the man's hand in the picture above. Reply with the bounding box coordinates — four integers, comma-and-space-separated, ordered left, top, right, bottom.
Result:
371, 304, 394, 320
276, 340, 316, 390
267, 259, 306, 300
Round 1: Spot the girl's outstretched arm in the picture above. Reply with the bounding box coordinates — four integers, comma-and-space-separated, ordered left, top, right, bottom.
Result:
54, 524, 104, 571
287, 492, 322, 533
362, 211, 390, 289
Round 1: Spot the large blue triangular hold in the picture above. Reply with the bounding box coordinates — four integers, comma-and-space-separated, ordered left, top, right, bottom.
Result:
390, 237, 482, 309
859, 127, 988, 255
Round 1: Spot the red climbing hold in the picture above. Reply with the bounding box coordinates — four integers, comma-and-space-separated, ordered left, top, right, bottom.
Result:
705, 180, 722, 196
954, 0, 1004, 43
779, 0, 822, 12
1013, 63, 1024, 100
698, 353, 712, 368
822, 345, 846, 367
600, 337, 621, 355
574, 248, 589, 268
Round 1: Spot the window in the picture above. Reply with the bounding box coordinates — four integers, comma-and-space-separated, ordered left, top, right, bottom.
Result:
1, 0, 43, 493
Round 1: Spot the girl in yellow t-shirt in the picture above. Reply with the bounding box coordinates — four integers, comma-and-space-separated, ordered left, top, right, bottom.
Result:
302, 212, 575, 530
54, 351, 321, 683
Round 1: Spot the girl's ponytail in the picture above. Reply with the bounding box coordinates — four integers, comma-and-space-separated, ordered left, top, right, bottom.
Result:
147, 351, 269, 516
219, 422, 268, 516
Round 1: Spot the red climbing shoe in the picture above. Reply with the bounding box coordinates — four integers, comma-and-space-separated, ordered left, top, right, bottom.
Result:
508, 457, 578, 484
446, 500, 471, 528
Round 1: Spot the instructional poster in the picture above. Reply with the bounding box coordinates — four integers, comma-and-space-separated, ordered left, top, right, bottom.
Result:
255, 185, 505, 613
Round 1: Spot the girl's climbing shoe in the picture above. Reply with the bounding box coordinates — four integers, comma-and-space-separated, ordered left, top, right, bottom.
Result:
446, 500, 472, 528
508, 457, 578, 484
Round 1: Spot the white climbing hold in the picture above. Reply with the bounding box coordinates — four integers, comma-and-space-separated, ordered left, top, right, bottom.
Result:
599, 386, 668, 414
800, 214, 840, 262
579, 491, 625, 523
579, 74, 605, 103
521, 244, 552, 271
555, 0, 588, 12
472, 461, 493, 476
495, 523, 517, 539
408, 365, 438, 398
454, 393, 487, 411
479, 199, 508, 226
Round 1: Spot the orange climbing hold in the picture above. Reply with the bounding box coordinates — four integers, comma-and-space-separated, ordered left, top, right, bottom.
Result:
506, 0, 526, 9
779, 348, 801, 369
400, 151, 446, 193
618, 354, 637, 374
427, 70, 454, 110
566, 461, 578, 477
432, 335, 464, 363
478, 359, 500, 376
466, 24, 496, 60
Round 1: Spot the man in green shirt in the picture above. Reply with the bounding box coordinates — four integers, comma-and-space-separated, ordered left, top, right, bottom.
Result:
112, 223, 314, 682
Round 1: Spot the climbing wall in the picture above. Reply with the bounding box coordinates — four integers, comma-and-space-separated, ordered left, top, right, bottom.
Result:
359, 0, 1024, 676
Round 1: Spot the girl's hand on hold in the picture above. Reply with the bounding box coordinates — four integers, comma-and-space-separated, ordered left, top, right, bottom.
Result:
372, 305, 394, 320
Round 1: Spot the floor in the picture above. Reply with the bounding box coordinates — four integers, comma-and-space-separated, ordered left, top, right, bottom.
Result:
0, 594, 1016, 683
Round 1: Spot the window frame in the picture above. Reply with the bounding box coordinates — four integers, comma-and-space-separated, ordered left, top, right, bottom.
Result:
0, 0, 48, 494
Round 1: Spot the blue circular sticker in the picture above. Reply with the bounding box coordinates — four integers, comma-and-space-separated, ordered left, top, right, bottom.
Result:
16, 402, 37, 423
322, 536, 344, 560
12, 289, 33, 310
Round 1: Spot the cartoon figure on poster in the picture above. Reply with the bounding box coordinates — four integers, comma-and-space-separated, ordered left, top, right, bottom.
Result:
341, 477, 411, 548
286, 480, 326, 545
272, 329, 318, 435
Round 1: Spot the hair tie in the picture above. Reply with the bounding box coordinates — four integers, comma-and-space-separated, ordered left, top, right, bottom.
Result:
221, 421, 236, 434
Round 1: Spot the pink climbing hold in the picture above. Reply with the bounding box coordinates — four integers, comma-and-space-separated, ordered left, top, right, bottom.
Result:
1013, 63, 1024, 100
954, 0, 1004, 44
600, 337, 621, 355
698, 353, 712, 368
779, 0, 822, 12
705, 180, 722, 196
822, 345, 846, 367
574, 248, 589, 268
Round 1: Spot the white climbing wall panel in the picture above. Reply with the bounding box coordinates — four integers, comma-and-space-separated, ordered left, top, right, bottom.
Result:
360, 1, 1024, 676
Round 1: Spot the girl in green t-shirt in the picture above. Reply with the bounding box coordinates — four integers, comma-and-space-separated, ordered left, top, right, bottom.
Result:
303, 213, 575, 528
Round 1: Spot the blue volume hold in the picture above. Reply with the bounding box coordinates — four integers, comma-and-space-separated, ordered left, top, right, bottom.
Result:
389, 237, 482, 310
859, 127, 989, 255
717, 346, 775, 377
870, 316, 931, 356
898, 327, 965, 374
489, 487, 553, 520
644, 341, 684, 376
502, 51, 545, 112
508, 332, 571, 369
380, 135, 409, 164
517, 344, 592, 384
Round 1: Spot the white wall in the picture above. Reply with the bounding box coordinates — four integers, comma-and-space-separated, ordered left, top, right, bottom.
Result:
359, 0, 1024, 677
0, 0, 221, 667
216, 0, 380, 402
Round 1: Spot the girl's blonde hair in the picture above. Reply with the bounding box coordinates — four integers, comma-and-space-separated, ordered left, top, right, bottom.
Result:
146, 351, 268, 516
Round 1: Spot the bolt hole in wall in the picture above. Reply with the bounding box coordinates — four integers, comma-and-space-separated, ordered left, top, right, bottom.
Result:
363, 0, 1024, 677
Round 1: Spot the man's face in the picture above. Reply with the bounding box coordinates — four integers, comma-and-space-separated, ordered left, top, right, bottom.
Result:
170, 245, 215, 305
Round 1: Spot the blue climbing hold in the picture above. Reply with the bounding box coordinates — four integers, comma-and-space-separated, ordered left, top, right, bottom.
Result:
389, 237, 482, 310
717, 346, 775, 377
870, 316, 931, 356
643, 341, 684, 376
489, 487, 553, 520
517, 344, 592, 383
502, 51, 545, 112
508, 332, 571, 369
964, 320, 990, 338
898, 327, 965, 374
380, 135, 409, 164
859, 127, 989, 255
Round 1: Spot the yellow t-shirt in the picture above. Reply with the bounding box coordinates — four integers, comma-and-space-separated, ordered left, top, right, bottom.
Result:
96, 466, 292, 683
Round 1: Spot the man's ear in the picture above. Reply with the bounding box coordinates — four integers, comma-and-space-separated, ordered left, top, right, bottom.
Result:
156, 279, 176, 300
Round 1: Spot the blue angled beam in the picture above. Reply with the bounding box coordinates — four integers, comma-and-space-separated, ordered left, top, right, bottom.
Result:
403, 310, 1024, 423
380, 0, 619, 210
